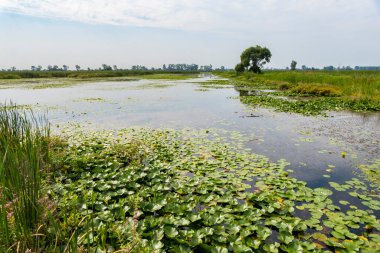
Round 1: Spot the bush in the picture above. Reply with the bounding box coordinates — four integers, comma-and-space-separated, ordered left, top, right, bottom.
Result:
290, 83, 342, 96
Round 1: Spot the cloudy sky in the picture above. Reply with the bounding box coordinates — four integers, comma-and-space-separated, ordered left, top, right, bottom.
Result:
0, 0, 379, 70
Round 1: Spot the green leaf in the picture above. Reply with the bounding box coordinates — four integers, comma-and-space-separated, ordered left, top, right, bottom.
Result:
232, 244, 253, 253
210, 246, 228, 253
164, 226, 178, 238
339, 200, 349, 205
279, 231, 294, 244
331, 231, 345, 240
171, 244, 192, 253
257, 227, 272, 240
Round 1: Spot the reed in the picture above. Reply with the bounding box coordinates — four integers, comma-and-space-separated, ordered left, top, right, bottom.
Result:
0, 103, 49, 251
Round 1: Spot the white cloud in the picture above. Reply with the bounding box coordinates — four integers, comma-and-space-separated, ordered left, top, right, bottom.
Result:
1, 0, 379, 68
0, 0, 378, 32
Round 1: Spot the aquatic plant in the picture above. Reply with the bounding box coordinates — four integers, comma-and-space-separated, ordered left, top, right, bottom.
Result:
239, 94, 380, 116
0, 104, 50, 251
46, 126, 380, 252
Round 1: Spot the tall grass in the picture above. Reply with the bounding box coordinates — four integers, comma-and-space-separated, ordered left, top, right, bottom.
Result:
218, 70, 380, 101
0, 104, 49, 252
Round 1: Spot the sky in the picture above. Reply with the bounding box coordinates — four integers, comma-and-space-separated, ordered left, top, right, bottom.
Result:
0, 0, 379, 70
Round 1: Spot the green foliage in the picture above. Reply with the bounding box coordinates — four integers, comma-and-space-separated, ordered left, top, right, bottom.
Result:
1, 117, 379, 251
235, 63, 245, 73
289, 84, 342, 96
238, 45, 272, 74
136, 73, 197, 80
239, 95, 379, 116
358, 159, 380, 187
290, 60, 297, 71
43, 127, 380, 252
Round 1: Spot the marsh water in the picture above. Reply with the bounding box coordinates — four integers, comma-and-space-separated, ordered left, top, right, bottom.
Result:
1, 75, 379, 194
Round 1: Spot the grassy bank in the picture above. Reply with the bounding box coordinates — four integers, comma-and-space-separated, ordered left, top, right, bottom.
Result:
0, 70, 199, 80
0, 72, 199, 89
215, 71, 380, 115
217, 71, 380, 100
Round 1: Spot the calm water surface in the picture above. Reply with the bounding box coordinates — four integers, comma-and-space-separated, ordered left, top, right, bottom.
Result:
1, 76, 379, 192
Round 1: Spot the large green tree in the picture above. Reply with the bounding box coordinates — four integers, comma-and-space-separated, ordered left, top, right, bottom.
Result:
237, 45, 272, 73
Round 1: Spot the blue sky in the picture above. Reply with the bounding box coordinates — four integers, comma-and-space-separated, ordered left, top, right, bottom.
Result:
0, 0, 379, 70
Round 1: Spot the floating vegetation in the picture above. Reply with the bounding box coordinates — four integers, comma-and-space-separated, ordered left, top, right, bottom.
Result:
32, 82, 76, 89
136, 83, 176, 89
73, 97, 108, 103
193, 79, 231, 85
200, 84, 234, 89
329, 178, 380, 210
137, 74, 198, 80
238, 95, 380, 116
0, 103, 34, 110
1, 77, 109, 89
358, 159, 380, 187
0, 78, 79, 89
44, 126, 380, 252
194, 88, 211, 92
294, 137, 314, 143
193, 79, 234, 89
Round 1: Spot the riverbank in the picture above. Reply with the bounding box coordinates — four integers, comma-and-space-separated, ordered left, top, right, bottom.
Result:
215, 71, 380, 115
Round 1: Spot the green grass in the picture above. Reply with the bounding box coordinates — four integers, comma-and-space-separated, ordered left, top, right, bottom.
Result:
215, 71, 380, 115
133, 73, 198, 80
0, 70, 199, 80
0, 72, 199, 89
0, 104, 49, 252
217, 70, 380, 101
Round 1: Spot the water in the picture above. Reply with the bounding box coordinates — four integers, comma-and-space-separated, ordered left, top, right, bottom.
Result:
1, 75, 379, 190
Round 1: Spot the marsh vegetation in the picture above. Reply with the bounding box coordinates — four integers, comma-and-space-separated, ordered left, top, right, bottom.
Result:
0, 73, 379, 252
216, 71, 380, 115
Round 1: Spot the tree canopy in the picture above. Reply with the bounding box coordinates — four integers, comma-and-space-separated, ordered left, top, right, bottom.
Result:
236, 45, 272, 74
291, 60, 297, 71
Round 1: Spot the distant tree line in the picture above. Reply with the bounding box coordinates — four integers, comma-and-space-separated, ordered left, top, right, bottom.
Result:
4, 62, 378, 73
1, 63, 227, 72
354, 66, 380, 71
286, 65, 380, 71
321, 66, 380, 71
